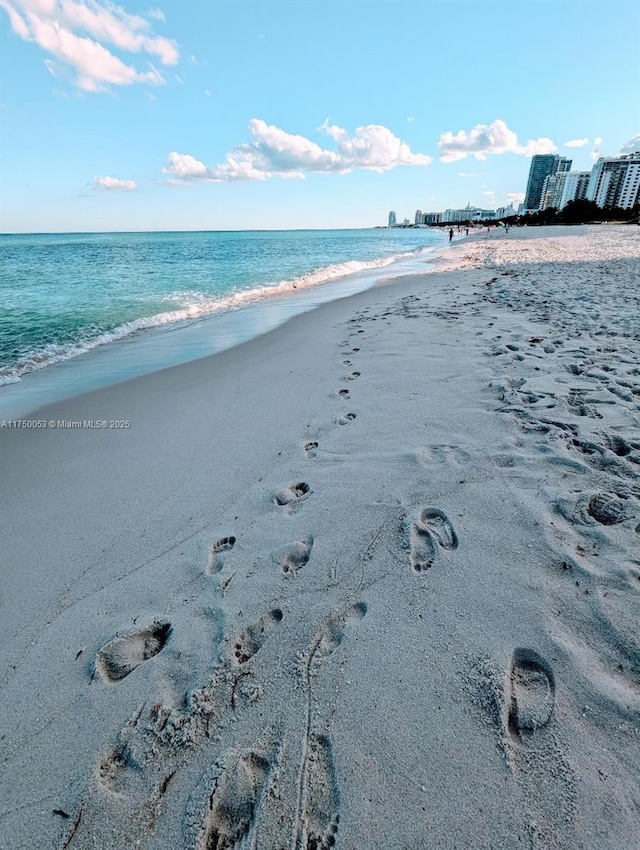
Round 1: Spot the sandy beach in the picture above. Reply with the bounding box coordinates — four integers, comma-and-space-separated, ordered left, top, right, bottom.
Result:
1, 224, 639, 849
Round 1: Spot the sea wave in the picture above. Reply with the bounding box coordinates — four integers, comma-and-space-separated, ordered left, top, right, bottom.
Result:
0, 243, 436, 385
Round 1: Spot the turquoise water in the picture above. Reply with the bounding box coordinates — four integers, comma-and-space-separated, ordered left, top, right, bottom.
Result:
0, 229, 444, 387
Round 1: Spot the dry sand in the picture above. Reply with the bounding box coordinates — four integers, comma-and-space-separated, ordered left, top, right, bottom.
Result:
0, 225, 639, 849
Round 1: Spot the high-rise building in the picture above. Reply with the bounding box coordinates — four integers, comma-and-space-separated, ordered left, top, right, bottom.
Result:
388, 210, 397, 228
496, 203, 516, 218
540, 172, 569, 210
415, 210, 425, 225
587, 152, 640, 209
559, 171, 591, 209
523, 155, 572, 212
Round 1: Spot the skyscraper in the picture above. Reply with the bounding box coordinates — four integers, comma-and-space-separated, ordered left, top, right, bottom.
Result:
523, 155, 572, 212
587, 152, 640, 209
559, 171, 591, 209
540, 172, 569, 210
388, 210, 397, 228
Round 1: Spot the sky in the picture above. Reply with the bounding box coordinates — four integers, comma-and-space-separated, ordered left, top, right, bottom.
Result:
0, 0, 639, 232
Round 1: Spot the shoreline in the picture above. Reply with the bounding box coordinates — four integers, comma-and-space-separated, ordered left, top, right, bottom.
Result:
0, 231, 445, 419
1, 225, 638, 849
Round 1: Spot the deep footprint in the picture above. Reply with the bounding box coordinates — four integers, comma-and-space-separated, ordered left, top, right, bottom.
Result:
233, 609, 283, 665
508, 648, 556, 739
337, 413, 356, 425
275, 482, 312, 507
304, 441, 319, 458
276, 535, 314, 575
419, 508, 459, 550
587, 493, 631, 525
410, 522, 437, 572
96, 621, 172, 683
206, 536, 236, 575
304, 735, 340, 850
196, 745, 272, 849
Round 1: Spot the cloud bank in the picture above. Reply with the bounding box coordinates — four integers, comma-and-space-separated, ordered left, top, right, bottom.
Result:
564, 138, 590, 148
438, 119, 557, 163
620, 133, 640, 154
93, 175, 137, 190
0, 0, 178, 91
163, 119, 432, 183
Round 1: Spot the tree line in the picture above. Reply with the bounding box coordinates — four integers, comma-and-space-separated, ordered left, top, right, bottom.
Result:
508, 199, 640, 226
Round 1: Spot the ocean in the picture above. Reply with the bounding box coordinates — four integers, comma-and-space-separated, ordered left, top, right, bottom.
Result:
0, 228, 445, 413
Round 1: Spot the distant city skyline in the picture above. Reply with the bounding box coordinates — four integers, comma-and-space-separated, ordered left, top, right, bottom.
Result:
0, 0, 639, 233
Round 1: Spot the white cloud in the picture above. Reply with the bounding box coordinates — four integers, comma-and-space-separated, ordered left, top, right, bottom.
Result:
506, 192, 525, 203
163, 119, 433, 183
564, 138, 589, 147
591, 137, 603, 161
620, 133, 640, 154
457, 171, 477, 177
0, 0, 178, 92
93, 175, 137, 190
163, 152, 211, 179
482, 190, 494, 196
146, 6, 164, 21
438, 119, 557, 163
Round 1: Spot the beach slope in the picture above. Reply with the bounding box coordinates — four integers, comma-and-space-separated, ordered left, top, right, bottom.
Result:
1, 225, 639, 849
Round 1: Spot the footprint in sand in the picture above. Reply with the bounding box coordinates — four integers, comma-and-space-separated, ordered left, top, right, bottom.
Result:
304, 734, 340, 850
337, 388, 350, 399
310, 602, 368, 665
97, 742, 142, 794
344, 371, 361, 381
410, 520, 437, 572
206, 536, 236, 575
275, 535, 314, 575
195, 735, 276, 850
507, 648, 556, 740
420, 444, 471, 466
601, 434, 632, 457
232, 609, 283, 665
275, 482, 312, 508
418, 508, 459, 551
96, 621, 172, 683
337, 413, 356, 426
586, 493, 632, 526
304, 441, 319, 458
567, 390, 603, 419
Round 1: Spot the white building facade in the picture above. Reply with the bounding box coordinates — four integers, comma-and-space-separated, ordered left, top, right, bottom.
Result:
587, 152, 640, 209
559, 171, 591, 209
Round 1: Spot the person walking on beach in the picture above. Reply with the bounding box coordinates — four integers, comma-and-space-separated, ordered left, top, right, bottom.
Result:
449, 228, 454, 242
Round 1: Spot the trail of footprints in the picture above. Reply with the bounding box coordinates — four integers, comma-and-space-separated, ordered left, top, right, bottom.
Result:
82, 320, 563, 849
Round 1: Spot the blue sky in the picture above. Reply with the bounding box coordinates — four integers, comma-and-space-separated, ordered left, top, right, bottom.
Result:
1, 0, 638, 232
